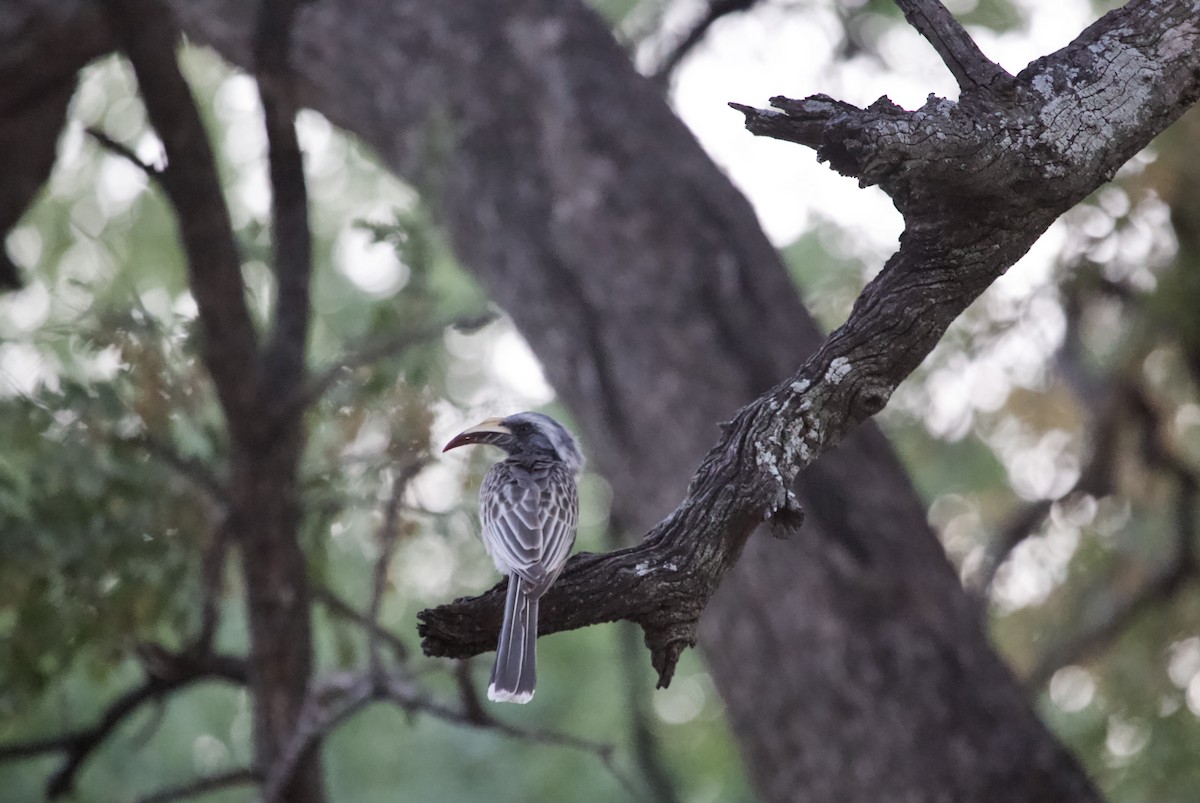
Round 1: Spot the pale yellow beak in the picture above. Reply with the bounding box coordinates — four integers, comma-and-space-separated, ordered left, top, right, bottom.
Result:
443, 417, 512, 451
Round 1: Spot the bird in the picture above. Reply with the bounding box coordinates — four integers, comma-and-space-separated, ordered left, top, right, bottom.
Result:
443, 412, 583, 703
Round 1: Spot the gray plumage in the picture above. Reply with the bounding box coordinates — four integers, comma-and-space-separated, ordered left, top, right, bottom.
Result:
443, 412, 582, 703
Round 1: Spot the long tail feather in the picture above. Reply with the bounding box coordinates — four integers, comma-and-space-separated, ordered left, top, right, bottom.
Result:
489, 577, 537, 703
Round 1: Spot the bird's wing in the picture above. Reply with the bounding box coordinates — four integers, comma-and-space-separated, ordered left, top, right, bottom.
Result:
481, 461, 578, 594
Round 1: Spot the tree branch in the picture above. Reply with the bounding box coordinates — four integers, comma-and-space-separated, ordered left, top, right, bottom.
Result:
293, 311, 494, 416
85, 125, 162, 177
257, 0, 313, 420
892, 0, 1012, 96
651, 0, 759, 85
262, 668, 637, 802
970, 391, 1121, 597
421, 0, 1200, 686
1025, 381, 1200, 688
261, 672, 374, 803
368, 455, 427, 678
131, 433, 226, 507
0, 648, 246, 799
100, 0, 261, 444
0, 62, 77, 291
135, 768, 259, 803
195, 522, 232, 652
312, 585, 409, 663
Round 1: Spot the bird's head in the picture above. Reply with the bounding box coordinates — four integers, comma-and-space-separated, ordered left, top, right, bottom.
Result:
443, 412, 584, 475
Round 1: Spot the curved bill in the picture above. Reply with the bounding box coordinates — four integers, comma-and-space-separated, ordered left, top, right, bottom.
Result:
443, 417, 512, 451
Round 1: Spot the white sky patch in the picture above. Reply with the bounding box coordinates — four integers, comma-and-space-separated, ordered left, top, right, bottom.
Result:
990, 520, 1080, 612
96, 154, 149, 218
653, 673, 708, 725
0, 342, 57, 397
490, 328, 555, 405
334, 225, 408, 296
409, 461, 467, 516
215, 74, 264, 160
0, 280, 51, 336
400, 534, 458, 597
5, 225, 42, 271
1049, 665, 1096, 713
1105, 715, 1150, 762
1168, 637, 1200, 689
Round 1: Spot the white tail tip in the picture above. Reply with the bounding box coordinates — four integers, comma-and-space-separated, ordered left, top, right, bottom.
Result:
488, 684, 534, 704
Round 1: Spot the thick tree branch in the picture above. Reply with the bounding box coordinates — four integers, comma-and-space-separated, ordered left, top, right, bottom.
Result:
100, 4, 325, 800
257, 0, 313, 421
421, 0, 1200, 685
100, 0, 261, 444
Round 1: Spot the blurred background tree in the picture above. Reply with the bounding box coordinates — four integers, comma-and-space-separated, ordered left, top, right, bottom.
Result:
0, 0, 1197, 801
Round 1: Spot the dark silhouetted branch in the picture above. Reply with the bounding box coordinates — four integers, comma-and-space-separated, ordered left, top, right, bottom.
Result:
368, 456, 428, 677
257, 0, 313, 420
85, 125, 162, 177
1025, 543, 1196, 690
1025, 381, 1200, 688
133, 434, 226, 506
971, 392, 1122, 597
312, 585, 409, 663
135, 768, 259, 803
296, 311, 496, 414
0, 648, 246, 799
262, 668, 638, 802
0, 71, 76, 292
652, 0, 759, 84
101, 0, 261, 443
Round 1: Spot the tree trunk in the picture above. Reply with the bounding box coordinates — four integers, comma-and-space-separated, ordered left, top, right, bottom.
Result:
232, 441, 322, 803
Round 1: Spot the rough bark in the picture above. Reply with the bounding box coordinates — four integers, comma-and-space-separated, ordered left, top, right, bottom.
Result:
0, 3, 107, 288
5, 0, 1196, 800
